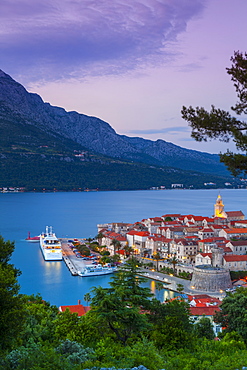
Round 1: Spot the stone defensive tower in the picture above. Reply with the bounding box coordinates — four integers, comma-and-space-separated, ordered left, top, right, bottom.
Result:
190, 247, 232, 292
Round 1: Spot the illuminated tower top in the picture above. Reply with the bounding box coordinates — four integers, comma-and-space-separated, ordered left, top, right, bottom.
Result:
214, 194, 227, 218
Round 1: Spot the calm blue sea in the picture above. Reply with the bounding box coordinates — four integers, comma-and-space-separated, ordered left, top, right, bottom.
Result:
0, 188, 246, 306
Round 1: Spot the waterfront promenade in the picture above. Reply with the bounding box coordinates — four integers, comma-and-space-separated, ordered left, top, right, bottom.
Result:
137, 267, 226, 299
60, 239, 225, 299
61, 240, 86, 276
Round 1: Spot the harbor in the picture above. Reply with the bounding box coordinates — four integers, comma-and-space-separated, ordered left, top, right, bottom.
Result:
61, 240, 80, 276
58, 238, 225, 299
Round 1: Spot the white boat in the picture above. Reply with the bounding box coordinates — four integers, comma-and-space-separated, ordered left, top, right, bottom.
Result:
78, 264, 117, 277
39, 226, 63, 261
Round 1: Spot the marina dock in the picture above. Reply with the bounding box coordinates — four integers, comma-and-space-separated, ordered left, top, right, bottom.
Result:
60, 239, 225, 298
60, 240, 85, 276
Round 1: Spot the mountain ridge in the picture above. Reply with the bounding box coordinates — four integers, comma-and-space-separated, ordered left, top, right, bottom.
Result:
0, 69, 229, 176
0, 69, 236, 191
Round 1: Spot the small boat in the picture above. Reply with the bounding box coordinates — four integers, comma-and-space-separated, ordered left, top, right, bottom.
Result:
78, 264, 117, 277
40, 226, 63, 261
25, 232, 40, 242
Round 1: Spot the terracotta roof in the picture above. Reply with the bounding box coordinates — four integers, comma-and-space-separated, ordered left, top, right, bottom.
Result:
191, 216, 205, 221
188, 294, 219, 300
232, 220, 247, 225
147, 236, 171, 242
163, 221, 182, 225
190, 306, 220, 316
198, 237, 228, 243
162, 214, 181, 218
149, 217, 163, 222
127, 230, 150, 237
104, 231, 126, 241
204, 217, 215, 222
168, 227, 184, 231
221, 246, 233, 253
224, 255, 247, 262
223, 228, 247, 234
228, 240, 247, 246
197, 253, 212, 258
226, 211, 244, 217
59, 304, 91, 316
184, 226, 200, 231
211, 225, 229, 229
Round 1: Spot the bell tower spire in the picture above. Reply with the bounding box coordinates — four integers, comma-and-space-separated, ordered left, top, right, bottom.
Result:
214, 194, 227, 218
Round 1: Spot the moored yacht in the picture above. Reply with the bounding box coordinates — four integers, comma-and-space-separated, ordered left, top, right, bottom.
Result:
78, 264, 117, 277
39, 226, 63, 261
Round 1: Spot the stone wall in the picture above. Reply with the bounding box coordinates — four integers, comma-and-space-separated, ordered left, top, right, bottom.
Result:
190, 265, 232, 292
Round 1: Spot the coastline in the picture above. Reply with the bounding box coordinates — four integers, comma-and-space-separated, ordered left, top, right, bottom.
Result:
137, 268, 226, 299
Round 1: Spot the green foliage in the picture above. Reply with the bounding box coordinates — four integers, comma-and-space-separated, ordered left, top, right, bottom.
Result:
0, 142, 235, 191
178, 271, 192, 280
20, 294, 59, 347
194, 317, 215, 340
0, 236, 25, 353
153, 252, 161, 271
149, 299, 193, 350
101, 250, 110, 256
181, 51, 247, 176
53, 308, 80, 343
169, 256, 178, 272
126, 338, 165, 370
77, 244, 90, 256
3, 342, 72, 370
176, 283, 184, 293
160, 265, 173, 274
230, 270, 247, 280
215, 287, 247, 342
55, 339, 96, 364
89, 258, 153, 345
111, 238, 121, 254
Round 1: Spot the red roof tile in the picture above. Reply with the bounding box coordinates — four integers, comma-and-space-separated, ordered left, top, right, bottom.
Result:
127, 230, 150, 237
224, 255, 247, 262
222, 228, 247, 234
59, 304, 91, 316
226, 211, 244, 217
190, 306, 220, 316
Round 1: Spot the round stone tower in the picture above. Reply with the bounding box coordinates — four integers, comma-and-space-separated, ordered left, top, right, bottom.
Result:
190, 265, 232, 292
190, 247, 232, 292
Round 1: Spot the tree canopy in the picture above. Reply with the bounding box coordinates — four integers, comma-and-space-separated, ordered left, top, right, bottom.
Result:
214, 287, 247, 342
0, 236, 25, 352
181, 51, 247, 176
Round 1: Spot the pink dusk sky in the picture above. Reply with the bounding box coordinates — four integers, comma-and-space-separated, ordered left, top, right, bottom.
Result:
1, 0, 247, 154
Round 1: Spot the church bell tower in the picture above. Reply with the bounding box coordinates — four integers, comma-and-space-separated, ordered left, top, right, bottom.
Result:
214, 194, 227, 218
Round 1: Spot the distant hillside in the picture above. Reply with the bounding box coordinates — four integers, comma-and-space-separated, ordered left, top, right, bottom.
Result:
0, 69, 238, 191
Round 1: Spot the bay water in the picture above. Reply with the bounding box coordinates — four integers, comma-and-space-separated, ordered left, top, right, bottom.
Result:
0, 188, 246, 306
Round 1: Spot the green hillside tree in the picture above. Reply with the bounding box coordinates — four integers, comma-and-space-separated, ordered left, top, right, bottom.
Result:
214, 287, 247, 342
194, 316, 215, 340
89, 257, 152, 345
0, 236, 25, 352
181, 51, 247, 176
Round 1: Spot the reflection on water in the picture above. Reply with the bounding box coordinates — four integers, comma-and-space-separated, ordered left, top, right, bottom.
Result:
146, 279, 177, 302
163, 289, 175, 301
150, 280, 156, 294
43, 261, 63, 285
1, 189, 246, 306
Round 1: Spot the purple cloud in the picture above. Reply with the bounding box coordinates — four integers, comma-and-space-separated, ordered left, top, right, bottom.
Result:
128, 126, 190, 135
0, 0, 206, 81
